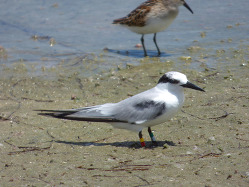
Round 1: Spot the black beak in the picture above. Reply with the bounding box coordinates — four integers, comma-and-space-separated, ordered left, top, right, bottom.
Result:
181, 81, 205, 92
183, 1, 194, 14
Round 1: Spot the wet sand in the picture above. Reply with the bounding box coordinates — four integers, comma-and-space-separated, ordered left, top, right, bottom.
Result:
0, 44, 248, 186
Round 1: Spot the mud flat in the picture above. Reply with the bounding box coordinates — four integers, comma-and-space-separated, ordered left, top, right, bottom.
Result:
0, 45, 248, 186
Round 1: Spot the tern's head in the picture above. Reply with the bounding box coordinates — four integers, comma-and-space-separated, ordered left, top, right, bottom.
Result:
157, 71, 205, 92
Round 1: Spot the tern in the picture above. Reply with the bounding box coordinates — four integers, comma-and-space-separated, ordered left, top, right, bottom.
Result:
37, 71, 205, 147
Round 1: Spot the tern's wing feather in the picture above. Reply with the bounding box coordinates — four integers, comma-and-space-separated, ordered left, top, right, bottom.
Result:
37, 99, 166, 124
113, 99, 166, 124
36, 104, 127, 123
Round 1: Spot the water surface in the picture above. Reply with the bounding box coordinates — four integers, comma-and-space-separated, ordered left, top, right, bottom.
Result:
0, 0, 248, 76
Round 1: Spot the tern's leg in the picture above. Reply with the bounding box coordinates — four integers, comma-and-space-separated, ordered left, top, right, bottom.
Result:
139, 131, 145, 147
153, 33, 161, 56
148, 127, 158, 146
141, 34, 148, 57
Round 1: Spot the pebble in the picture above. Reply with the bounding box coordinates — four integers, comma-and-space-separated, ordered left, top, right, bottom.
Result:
135, 43, 142, 48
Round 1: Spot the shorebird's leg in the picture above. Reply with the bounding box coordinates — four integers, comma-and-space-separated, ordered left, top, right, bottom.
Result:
139, 131, 145, 147
141, 34, 148, 57
148, 127, 158, 146
153, 33, 161, 56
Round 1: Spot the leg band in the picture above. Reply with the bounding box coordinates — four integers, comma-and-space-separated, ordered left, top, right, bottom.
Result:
140, 137, 145, 147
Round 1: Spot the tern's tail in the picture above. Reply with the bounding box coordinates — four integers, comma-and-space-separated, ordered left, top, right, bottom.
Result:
35, 109, 124, 123
36, 109, 77, 119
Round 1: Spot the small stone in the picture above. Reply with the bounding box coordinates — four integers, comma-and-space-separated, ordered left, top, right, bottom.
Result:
135, 43, 142, 48
49, 38, 56, 46
187, 46, 201, 52
200, 32, 206, 38
163, 144, 168, 149
209, 136, 215, 141
180, 56, 192, 61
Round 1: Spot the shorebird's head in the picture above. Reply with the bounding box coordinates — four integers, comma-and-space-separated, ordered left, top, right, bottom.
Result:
172, 0, 193, 14
157, 71, 205, 92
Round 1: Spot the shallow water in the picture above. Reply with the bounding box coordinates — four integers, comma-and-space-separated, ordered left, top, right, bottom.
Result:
0, 52, 248, 186
0, 0, 248, 77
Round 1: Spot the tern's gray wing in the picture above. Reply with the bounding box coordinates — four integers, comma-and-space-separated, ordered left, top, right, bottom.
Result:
37, 99, 166, 125
37, 87, 166, 124
112, 99, 166, 124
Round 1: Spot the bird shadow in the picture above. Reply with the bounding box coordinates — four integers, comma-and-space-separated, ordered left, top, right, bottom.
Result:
54, 140, 176, 149
106, 48, 170, 58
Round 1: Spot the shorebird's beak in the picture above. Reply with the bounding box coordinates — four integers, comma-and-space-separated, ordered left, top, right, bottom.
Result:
183, 1, 194, 14
181, 81, 205, 92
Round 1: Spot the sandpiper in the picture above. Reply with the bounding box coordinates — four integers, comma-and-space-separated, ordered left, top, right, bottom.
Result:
36, 72, 205, 147
113, 0, 193, 57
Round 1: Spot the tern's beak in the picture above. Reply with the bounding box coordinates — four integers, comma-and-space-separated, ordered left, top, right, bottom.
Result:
183, 1, 194, 14
181, 81, 205, 92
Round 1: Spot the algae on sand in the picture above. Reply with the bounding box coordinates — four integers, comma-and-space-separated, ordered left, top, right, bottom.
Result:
0, 46, 249, 186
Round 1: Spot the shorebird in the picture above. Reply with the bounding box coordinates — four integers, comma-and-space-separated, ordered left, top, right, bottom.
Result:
113, 0, 193, 56
37, 71, 204, 147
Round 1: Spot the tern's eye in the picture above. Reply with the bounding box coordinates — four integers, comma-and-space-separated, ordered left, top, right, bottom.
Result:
169, 79, 180, 84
